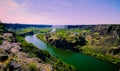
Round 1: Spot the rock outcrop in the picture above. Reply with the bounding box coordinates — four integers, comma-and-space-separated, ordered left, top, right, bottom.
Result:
45, 33, 86, 51
109, 46, 120, 55
93, 25, 120, 39
0, 32, 53, 71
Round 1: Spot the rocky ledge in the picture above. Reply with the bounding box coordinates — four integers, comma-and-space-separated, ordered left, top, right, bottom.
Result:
0, 33, 52, 71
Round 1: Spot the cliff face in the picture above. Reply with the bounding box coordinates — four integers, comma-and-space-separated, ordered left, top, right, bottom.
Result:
0, 23, 52, 71
67, 25, 120, 39
86, 25, 120, 57
93, 25, 120, 39
44, 25, 120, 58
107, 25, 120, 39
44, 32, 87, 51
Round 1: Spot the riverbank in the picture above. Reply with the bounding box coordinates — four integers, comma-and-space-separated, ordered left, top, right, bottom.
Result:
0, 23, 77, 71
0, 32, 54, 71
17, 35, 77, 71
4, 23, 120, 71
81, 47, 120, 64
32, 34, 119, 71
36, 34, 120, 65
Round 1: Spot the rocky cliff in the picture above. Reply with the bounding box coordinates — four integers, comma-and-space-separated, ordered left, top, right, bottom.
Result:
0, 23, 52, 71
40, 32, 87, 51
93, 25, 120, 39
41, 25, 120, 58
93, 25, 120, 56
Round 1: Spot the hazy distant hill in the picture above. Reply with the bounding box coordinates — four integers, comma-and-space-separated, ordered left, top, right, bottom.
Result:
4, 23, 52, 29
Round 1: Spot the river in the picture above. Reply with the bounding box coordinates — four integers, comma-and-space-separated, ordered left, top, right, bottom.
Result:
25, 34, 120, 71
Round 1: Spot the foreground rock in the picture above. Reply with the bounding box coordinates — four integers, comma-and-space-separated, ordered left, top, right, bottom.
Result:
0, 33, 53, 71
0, 54, 8, 62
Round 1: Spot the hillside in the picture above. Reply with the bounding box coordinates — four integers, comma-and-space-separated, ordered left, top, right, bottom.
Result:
0, 23, 53, 71
0, 23, 76, 71
5, 23, 52, 29
1, 23, 120, 71
37, 24, 120, 64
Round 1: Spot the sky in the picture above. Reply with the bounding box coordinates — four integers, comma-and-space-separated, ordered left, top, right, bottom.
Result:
0, 0, 120, 25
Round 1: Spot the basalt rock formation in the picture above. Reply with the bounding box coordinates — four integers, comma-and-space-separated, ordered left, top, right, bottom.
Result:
45, 33, 86, 51
0, 23, 53, 71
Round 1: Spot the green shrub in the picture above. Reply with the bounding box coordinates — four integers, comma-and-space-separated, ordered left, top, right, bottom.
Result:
0, 37, 2, 45
16, 35, 77, 71
28, 63, 37, 71
0, 23, 5, 33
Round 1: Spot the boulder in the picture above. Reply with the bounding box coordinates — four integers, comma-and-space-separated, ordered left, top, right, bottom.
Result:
9, 61, 23, 71
0, 54, 8, 62
23, 58, 41, 63
109, 46, 120, 55
10, 42, 22, 54
11, 46, 21, 54
40, 64, 53, 71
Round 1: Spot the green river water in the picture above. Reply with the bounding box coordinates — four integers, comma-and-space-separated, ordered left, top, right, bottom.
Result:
25, 35, 120, 71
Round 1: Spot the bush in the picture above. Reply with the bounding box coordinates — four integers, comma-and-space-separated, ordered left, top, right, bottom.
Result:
0, 37, 2, 45
28, 63, 37, 71
0, 23, 6, 33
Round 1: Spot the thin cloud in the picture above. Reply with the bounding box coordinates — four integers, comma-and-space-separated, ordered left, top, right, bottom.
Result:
0, 0, 20, 11
56, 0, 72, 7
0, 0, 57, 24
21, 0, 28, 7
0, 0, 120, 25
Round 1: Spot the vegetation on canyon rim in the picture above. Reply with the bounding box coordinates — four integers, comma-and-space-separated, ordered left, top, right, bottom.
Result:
1, 22, 120, 71
0, 22, 77, 71
37, 25, 120, 65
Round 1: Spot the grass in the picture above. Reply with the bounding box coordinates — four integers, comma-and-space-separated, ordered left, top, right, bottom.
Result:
37, 28, 120, 65
0, 23, 6, 33
15, 28, 51, 36
0, 36, 2, 45
81, 47, 120, 64
16, 35, 77, 71
28, 63, 37, 71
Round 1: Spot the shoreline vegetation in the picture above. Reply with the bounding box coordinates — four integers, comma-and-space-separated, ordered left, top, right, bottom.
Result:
36, 29, 120, 65
15, 35, 77, 71
1, 22, 120, 70
0, 22, 77, 71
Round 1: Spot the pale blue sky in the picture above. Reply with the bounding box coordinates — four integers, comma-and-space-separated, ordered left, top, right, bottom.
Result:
0, 0, 120, 25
